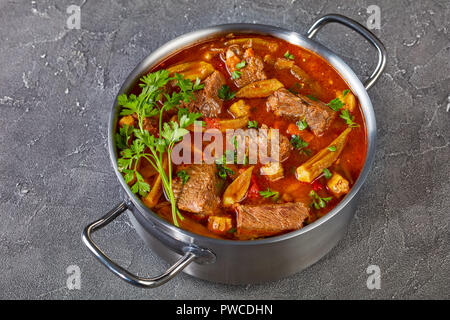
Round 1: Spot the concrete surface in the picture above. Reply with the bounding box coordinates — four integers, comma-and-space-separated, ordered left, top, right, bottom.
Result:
0, 0, 448, 299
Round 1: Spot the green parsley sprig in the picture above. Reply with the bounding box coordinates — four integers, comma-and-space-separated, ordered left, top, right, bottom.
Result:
340, 109, 360, 128
290, 135, 311, 155
116, 70, 203, 226
309, 190, 332, 209
259, 188, 279, 201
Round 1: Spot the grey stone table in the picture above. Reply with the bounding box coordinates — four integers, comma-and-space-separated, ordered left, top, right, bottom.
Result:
0, 0, 448, 299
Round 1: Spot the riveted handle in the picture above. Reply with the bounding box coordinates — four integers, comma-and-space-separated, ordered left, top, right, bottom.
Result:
82, 202, 196, 288
307, 14, 387, 90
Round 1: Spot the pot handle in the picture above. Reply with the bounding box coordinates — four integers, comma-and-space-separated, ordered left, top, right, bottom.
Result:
306, 14, 387, 90
82, 201, 196, 288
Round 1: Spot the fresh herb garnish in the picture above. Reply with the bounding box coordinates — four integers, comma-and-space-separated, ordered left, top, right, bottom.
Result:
306, 95, 318, 101
215, 152, 235, 179
342, 89, 350, 97
217, 164, 235, 179
296, 119, 308, 131
259, 188, 279, 201
309, 190, 332, 209
228, 227, 237, 233
218, 85, 236, 101
290, 135, 311, 155
284, 50, 294, 60
235, 61, 246, 69
323, 168, 332, 179
115, 124, 134, 150
340, 109, 360, 128
116, 70, 203, 226
327, 97, 345, 112
177, 170, 190, 185
327, 145, 337, 152
231, 70, 241, 79
248, 120, 258, 128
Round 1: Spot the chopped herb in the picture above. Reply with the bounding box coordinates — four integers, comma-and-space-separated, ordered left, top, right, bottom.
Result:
217, 164, 234, 179
323, 168, 332, 179
235, 61, 246, 69
309, 190, 332, 210
327, 97, 345, 112
115, 124, 134, 150
340, 109, 360, 128
290, 135, 311, 155
231, 70, 241, 79
218, 85, 236, 101
232, 135, 238, 150
342, 89, 350, 97
259, 188, 279, 201
248, 120, 258, 128
306, 95, 318, 101
177, 170, 190, 185
296, 119, 308, 131
284, 50, 294, 60
116, 70, 203, 226
327, 145, 337, 152
228, 227, 237, 233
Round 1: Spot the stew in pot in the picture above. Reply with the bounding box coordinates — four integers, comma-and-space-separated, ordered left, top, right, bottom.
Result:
114, 34, 367, 240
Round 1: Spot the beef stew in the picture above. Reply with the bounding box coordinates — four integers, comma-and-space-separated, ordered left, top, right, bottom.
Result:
115, 34, 367, 240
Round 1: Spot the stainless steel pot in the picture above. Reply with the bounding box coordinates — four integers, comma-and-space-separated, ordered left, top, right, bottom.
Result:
82, 14, 386, 287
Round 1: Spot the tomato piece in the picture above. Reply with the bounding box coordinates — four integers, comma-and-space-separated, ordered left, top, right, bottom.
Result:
312, 179, 323, 191
246, 175, 261, 199
287, 123, 301, 136
204, 117, 220, 129
286, 122, 314, 142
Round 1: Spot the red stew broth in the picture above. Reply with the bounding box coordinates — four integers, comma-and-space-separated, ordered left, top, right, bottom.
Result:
125, 34, 367, 239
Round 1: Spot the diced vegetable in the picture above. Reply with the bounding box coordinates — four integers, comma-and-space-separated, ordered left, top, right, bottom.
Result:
296, 128, 351, 182
218, 116, 249, 132
229, 99, 250, 118
275, 58, 295, 69
167, 61, 215, 81
187, 116, 248, 133
225, 48, 242, 71
141, 173, 163, 208
207, 216, 233, 235
290, 65, 322, 96
223, 166, 254, 207
224, 38, 279, 52
119, 115, 135, 128
246, 174, 261, 199
235, 79, 284, 98
327, 171, 350, 197
139, 157, 158, 179
286, 123, 314, 142
260, 162, 284, 181
336, 90, 356, 112
141, 157, 168, 208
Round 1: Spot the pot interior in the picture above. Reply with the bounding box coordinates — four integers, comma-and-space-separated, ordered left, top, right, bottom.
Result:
108, 24, 376, 245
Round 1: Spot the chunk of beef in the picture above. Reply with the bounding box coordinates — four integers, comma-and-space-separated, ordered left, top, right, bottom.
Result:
226, 46, 267, 88
229, 125, 292, 163
235, 202, 310, 239
172, 164, 222, 215
267, 88, 336, 136
183, 70, 225, 117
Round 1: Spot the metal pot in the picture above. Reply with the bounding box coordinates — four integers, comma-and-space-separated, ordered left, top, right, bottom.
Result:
82, 14, 386, 287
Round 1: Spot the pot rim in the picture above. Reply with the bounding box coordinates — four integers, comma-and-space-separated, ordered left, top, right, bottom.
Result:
108, 22, 377, 246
